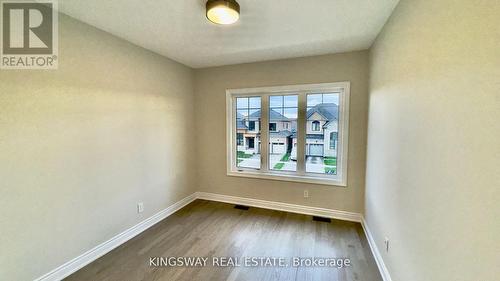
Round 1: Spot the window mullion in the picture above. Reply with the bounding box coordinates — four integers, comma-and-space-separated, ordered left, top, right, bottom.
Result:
260, 95, 269, 172
296, 92, 306, 175
230, 96, 237, 172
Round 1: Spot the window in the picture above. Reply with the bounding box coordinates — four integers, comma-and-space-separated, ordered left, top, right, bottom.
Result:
247, 137, 255, 148
235, 97, 261, 170
312, 121, 320, 131
227, 82, 349, 186
269, 95, 298, 172
306, 93, 339, 175
237, 133, 243, 145
330, 132, 337, 149
248, 121, 256, 131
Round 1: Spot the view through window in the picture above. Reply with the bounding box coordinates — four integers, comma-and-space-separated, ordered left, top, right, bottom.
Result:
236, 97, 261, 169
269, 95, 298, 172
228, 82, 349, 186
305, 93, 339, 175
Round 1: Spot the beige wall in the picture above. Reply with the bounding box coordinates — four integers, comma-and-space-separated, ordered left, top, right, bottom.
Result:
3, 2, 497, 280
366, 0, 500, 280
194, 52, 369, 213
0, 15, 195, 280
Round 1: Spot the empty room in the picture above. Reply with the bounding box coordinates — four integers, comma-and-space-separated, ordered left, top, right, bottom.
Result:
1, 0, 498, 280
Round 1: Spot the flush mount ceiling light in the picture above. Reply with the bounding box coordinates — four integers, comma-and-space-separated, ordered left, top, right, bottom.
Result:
206, 0, 240, 25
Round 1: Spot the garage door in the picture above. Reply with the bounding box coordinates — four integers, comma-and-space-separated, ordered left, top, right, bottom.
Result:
309, 144, 324, 156
271, 143, 285, 154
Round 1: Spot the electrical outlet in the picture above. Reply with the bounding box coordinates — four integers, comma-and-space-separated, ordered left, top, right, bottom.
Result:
137, 202, 144, 213
304, 190, 309, 198
384, 237, 389, 252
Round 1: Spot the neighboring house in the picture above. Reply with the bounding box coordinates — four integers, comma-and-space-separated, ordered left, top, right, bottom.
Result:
236, 112, 261, 154
268, 110, 294, 154
237, 104, 338, 158
306, 103, 339, 157
291, 103, 339, 159
237, 110, 294, 155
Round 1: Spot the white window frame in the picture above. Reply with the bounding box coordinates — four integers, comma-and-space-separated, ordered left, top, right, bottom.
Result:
226, 82, 350, 187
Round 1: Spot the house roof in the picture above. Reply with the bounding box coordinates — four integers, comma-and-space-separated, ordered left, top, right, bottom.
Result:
305, 134, 325, 139
307, 103, 338, 121
270, 130, 293, 138
243, 105, 337, 122
236, 112, 248, 129
291, 133, 324, 139
248, 109, 289, 121
238, 104, 337, 132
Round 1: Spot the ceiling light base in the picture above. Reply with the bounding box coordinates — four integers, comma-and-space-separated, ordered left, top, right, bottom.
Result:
206, 0, 240, 25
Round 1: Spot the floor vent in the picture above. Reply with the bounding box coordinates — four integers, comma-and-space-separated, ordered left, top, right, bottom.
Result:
312, 216, 331, 223
234, 205, 250, 210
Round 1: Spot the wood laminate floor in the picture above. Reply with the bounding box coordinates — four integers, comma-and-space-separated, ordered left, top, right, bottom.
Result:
66, 200, 382, 281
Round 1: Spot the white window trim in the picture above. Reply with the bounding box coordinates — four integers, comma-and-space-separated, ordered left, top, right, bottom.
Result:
226, 82, 350, 187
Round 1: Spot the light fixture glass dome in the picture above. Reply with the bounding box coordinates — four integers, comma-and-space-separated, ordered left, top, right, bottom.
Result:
206, 0, 240, 25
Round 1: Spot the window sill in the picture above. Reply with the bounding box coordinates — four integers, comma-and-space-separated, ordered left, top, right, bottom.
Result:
227, 170, 347, 187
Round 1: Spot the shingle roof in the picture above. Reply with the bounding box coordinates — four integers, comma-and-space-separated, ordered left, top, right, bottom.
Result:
307, 103, 338, 121
270, 130, 293, 137
236, 112, 248, 129
248, 109, 288, 121
291, 133, 324, 139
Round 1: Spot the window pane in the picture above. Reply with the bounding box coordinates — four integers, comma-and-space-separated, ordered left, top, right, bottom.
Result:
307, 94, 322, 107
269, 95, 297, 172
237, 109, 248, 118
284, 95, 298, 107
237, 97, 249, 109
248, 109, 260, 118
236, 97, 261, 169
269, 96, 283, 107
269, 107, 284, 120
305, 93, 339, 175
249, 97, 261, 108
323, 93, 339, 104
284, 107, 298, 119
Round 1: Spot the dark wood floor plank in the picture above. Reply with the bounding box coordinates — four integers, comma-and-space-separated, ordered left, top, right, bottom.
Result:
65, 200, 382, 281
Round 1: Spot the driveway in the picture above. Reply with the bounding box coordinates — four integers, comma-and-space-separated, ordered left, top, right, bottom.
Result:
239, 154, 332, 173
270, 153, 296, 171
306, 156, 327, 173
238, 154, 260, 169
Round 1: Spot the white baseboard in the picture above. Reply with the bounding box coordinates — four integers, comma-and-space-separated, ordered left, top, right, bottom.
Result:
196, 192, 362, 222
34, 193, 197, 281
35, 191, 390, 281
361, 218, 393, 281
